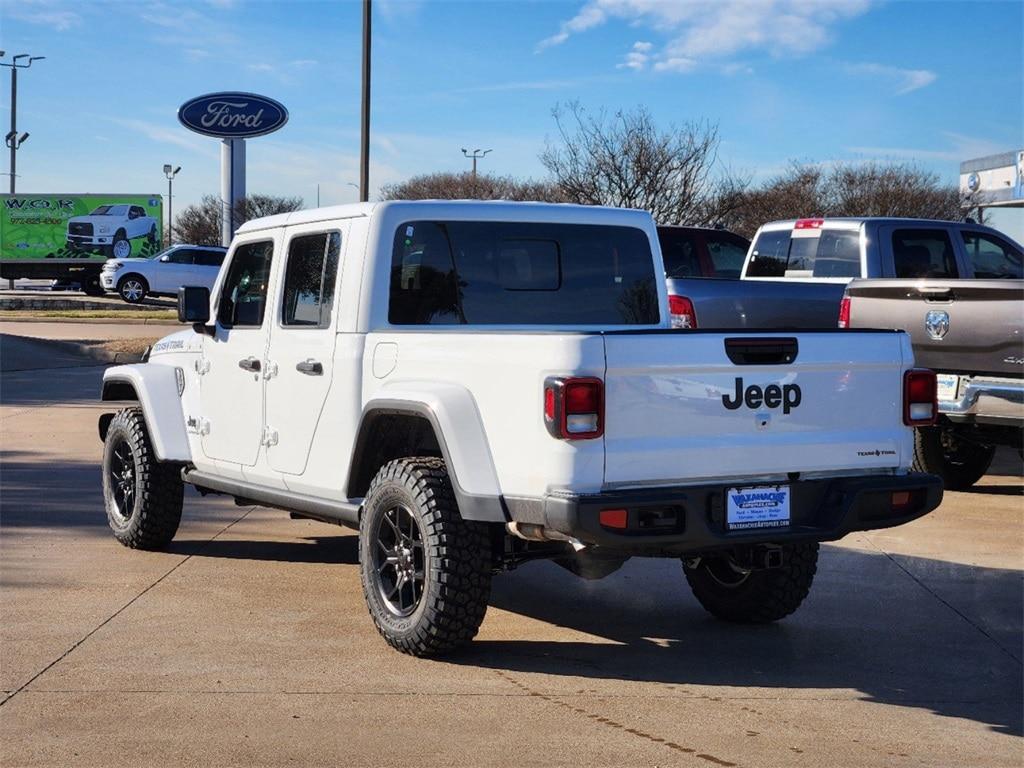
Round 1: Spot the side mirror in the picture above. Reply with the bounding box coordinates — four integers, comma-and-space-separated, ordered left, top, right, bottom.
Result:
177, 286, 211, 333
160, 254, 171, 262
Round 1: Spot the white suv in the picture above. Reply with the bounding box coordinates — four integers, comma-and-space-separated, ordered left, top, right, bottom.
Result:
67, 204, 158, 258
102, 244, 227, 303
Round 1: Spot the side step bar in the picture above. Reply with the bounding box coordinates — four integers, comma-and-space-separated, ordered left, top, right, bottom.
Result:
181, 469, 361, 530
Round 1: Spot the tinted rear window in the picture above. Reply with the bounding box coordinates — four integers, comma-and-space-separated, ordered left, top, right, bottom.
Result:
705, 232, 750, 278
389, 221, 659, 325
746, 228, 861, 278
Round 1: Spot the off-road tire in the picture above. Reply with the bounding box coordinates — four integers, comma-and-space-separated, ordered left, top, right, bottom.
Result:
147, 225, 157, 245
359, 457, 492, 656
912, 426, 995, 490
117, 274, 148, 303
102, 408, 183, 550
684, 543, 819, 623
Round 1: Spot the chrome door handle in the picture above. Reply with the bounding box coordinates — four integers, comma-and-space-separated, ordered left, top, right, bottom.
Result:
296, 359, 323, 376
238, 357, 261, 372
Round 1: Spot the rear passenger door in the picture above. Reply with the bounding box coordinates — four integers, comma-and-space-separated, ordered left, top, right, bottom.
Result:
263, 224, 346, 475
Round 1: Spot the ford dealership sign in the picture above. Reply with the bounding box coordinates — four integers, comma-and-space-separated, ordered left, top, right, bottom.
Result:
177, 92, 288, 139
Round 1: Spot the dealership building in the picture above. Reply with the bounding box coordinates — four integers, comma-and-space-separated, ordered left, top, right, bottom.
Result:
960, 149, 1024, 242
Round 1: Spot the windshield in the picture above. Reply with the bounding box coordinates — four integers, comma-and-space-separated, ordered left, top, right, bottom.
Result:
89, 205, 129, 216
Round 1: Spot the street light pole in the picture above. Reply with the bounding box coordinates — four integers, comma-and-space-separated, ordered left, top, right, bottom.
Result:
163, 164, 181, 245
461, 148, 492, 179
359, 0, 371, 203
1, 53, 45, 194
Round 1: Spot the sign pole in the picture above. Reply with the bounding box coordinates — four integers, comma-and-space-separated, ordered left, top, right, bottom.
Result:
220, 139, 247, 247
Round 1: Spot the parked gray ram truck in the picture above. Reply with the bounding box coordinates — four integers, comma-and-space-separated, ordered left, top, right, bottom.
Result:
843, 221, 1023, 488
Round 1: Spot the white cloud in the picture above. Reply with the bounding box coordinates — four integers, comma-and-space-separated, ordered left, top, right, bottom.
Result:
618, 41, 653, 71
845, 62, 937, 94
109, 118, 220, 158
5, 0, 81, 31
539, 0, 873, 71
846, 131, 1006, 163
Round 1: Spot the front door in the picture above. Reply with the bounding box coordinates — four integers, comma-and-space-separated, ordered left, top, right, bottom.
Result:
151, 247, 196, 294
199, 237, 278, 467
263, 225, 345, 475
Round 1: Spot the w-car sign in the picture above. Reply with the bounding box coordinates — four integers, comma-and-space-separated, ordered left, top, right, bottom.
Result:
177, 92, 288, 139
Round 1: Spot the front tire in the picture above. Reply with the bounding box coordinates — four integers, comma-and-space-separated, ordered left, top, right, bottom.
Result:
102, 408, 183, 550
112, 230, 132, 259
117, 274, 148, 303
683, 543, 819, 623
912, 426, 995, 490
359, 457, 492, 656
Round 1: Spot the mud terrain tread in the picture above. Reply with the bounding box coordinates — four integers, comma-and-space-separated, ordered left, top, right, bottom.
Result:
360, 457, 492, 656
103, 408, 183, 550
684, 543, 819, 623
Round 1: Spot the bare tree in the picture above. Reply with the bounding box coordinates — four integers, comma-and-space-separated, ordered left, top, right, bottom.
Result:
540, 102, 744, 225
719, 162, 968, 238
380, 171, 563, 202
173, 194, 305, 245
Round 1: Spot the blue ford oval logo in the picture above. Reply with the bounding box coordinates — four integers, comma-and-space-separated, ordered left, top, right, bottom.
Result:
177, 92, 288, 139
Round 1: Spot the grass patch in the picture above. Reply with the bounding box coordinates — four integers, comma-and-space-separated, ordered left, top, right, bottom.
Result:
0, 309, 178, 320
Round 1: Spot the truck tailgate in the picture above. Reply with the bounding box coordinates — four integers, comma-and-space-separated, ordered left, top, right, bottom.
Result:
602, 331, 910, 487
667, 277, 847, 329
845, 279, 1024, 376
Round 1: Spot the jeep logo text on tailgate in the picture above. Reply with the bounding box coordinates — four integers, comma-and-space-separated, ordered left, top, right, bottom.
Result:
722, 378, 802, 414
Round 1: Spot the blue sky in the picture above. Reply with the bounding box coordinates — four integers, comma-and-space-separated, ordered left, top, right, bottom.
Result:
3, 0, 1022, 217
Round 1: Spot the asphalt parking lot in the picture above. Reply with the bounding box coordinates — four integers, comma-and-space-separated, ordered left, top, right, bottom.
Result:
1, 324, 1021, 767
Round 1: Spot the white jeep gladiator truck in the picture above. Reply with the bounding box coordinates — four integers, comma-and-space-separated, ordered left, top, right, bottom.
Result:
98, 201, 943, 656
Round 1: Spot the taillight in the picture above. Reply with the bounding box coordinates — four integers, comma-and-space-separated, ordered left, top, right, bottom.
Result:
904, 369, 937, 426
668, 295, 697, 329
795, 218, 825, 230
838, 296, 851, 328
543, 377, 604, 440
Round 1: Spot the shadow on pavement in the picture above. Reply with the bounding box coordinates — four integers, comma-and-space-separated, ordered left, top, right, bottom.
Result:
448, 549, 1023, 738
4, 451, 1022, 738
165, 535, 358, 564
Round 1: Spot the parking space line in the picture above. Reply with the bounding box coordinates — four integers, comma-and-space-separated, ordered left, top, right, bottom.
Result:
0, 506, 257, 709
862, 535, 1023, 665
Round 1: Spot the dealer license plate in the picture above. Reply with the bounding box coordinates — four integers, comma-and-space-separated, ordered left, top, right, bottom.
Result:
726, 485, 791, 531
936, 374, 960, 402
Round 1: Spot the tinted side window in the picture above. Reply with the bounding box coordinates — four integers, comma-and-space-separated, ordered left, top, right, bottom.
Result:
961, 231, 1023, 279
389, 221, 659, 325
164, 248, 194, 264
705, 233, 749, 278
892, 229, 958, 278
217, 241, 274, 328
281, 232, 341, 327
657, 229, 702, 278
194, 250, 226, 267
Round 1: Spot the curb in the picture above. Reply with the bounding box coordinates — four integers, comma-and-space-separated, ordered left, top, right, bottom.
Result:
0, 317, 181, 326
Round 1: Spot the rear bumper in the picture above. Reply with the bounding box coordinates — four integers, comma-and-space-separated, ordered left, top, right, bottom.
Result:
939, 375, 1023, 427
519, 473, 943, 553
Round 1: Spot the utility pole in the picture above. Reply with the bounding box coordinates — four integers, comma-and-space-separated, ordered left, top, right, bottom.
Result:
461, 148, 492, 178
359, 0, 371, 202
163, 164, 181, 245
2, 53, 45, 194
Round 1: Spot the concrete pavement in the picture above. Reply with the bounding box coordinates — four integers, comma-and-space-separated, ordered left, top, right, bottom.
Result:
1, 324, 1021, 767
